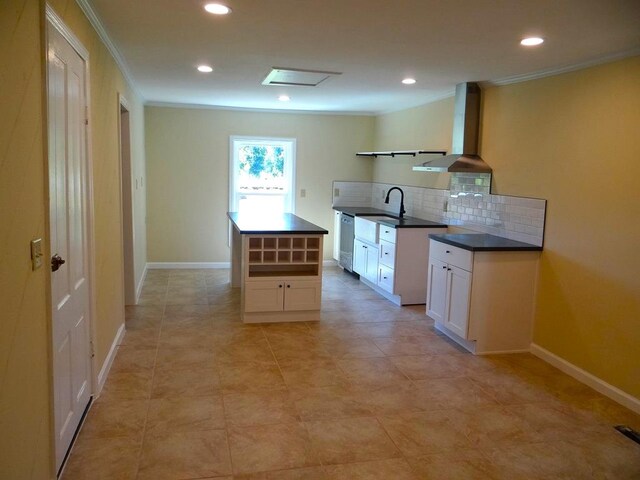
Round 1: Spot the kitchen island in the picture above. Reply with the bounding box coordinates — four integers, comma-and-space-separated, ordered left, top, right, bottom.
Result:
228, 212, 328, 323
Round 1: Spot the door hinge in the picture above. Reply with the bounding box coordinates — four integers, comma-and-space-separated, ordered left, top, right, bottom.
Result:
85, 106, 89, 126
89, 340, 95, 358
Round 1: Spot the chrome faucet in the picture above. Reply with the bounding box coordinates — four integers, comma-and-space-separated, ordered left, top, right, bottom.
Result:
384, 187, 406, 218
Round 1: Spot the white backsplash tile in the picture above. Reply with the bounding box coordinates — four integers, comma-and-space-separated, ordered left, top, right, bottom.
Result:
332, 180, 546, 246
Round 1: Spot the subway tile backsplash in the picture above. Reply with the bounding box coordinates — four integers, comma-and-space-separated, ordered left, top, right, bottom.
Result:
333, 180, 546, 247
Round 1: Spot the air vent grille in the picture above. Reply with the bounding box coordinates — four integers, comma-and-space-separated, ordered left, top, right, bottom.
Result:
262, 67, 341, 87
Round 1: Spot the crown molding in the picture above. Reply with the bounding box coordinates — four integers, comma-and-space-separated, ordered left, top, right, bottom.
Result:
487, 47, 640, 87
144, 101, 376, 116
74, 0, 144, 101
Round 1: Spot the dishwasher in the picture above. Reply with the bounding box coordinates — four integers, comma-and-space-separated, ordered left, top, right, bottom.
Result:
339, 213, 355, 272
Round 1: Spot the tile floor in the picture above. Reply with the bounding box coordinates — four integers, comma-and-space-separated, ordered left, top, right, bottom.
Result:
62, 267, 640, 479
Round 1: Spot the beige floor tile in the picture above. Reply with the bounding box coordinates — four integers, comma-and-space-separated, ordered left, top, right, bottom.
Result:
108, 346, 156, 375
137, 429, 231, 479
319, 337, 385, 359
452, 405, 542, 449
305, 416, 400, 465
215, 338, 277, 365
218, 362, 286, 394
79, 399, 147, 440
62, 436, 141, 480
154, 345, 216, 368
223, 390, 300, 427
290, 385, 372, 421
351, 382, 425, 415
412, 377, 500, 411
390, 353, 474, 380
118, 327, 160, 348
470, 369, 556, 405
151, 363, 221, 398
378, 410, 471, 456
373, 335, 463, 356
99, 370, 153, 401
163, 304, 211, 318
145, 395, 225, 435
323, 458, 419, 480
228, 423, 318, 475
336, 357, 409, 386
406, 450, 497, 480
278, 358, 350, 388
233, 466, 327, 479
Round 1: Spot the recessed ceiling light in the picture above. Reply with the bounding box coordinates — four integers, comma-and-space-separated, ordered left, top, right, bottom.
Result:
204, 3, 231, 15
520, 37, 544, 46
402, 78, 416, 85
278, 95, 290, 102
197, 65, 213, 73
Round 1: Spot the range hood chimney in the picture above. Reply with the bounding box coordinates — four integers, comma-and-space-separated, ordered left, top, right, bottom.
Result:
413, 82, 492, 173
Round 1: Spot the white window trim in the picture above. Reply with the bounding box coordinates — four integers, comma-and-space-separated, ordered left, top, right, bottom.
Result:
228, 135, 297, 214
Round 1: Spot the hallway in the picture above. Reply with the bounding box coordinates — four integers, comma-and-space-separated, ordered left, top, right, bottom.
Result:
62, 267, 640, 479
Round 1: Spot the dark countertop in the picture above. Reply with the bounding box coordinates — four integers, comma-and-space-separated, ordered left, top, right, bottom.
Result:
429, 233, 542, 252
228, 212, 328, 235
334, 206, 447, 229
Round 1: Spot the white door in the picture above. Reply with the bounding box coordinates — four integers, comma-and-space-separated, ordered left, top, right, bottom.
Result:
47, 21, 92, 472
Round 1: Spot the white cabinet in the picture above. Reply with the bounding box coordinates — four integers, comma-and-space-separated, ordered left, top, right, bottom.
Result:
353, 238, 378, 284
242, 234, 324, 323
426, 245, 473, 338
426, 238, 540, 354
244, 280, 321, 313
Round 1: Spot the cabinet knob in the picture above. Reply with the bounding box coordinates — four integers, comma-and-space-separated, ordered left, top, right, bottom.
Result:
384, 252, 388, 255
447, 268, 452, 271
279, 284, 283, 288
442, 265, 447, 269
383, 276, 387, 279
446, 250, 451, 253
287, 284, 290, 288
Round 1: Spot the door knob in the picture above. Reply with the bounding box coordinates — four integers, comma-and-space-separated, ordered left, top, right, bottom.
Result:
51, 254, 66, 272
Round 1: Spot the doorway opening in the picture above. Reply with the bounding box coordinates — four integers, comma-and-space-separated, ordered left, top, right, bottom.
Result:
119, 97, 135, 305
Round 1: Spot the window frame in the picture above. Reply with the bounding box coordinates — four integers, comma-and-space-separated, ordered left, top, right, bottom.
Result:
229, 135, 297, 215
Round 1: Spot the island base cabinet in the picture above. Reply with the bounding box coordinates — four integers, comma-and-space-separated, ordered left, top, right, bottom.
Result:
243, 280, 322, 322
444, 265, 472, 338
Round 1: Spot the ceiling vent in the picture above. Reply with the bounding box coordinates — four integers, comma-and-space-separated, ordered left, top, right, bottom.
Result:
262, 67, 341, 87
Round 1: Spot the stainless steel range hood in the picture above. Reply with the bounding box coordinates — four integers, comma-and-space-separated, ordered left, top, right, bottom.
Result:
413, 82, 492, 173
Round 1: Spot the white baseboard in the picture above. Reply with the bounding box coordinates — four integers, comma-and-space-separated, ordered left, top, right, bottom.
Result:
147, 262, 231, 269
95, 322, 126, 395
531, 343, 640, 415
135, 263, 148, 303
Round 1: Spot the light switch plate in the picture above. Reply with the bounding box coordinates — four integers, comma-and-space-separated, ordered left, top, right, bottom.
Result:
31, 238, 43, 270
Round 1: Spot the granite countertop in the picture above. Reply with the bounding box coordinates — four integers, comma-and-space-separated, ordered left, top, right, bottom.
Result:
334, 206, 447, 229
429, 233, 542, 252
228, 212, 328, 234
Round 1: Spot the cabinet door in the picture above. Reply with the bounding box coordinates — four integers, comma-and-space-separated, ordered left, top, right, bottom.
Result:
364, 245, 379, 283
353, 239, 367, 275
284, 280, 322, 311
426, 258, 448, 322
445, 265, 472, 338
244, 281, 285, 312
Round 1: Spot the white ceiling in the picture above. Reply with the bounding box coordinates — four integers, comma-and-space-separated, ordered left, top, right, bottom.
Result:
85, 0, 640, 114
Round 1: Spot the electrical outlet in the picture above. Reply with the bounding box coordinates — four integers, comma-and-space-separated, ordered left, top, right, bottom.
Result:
30, 238, 43, 270
334, 188, 340, 197
300, 189, 306, 198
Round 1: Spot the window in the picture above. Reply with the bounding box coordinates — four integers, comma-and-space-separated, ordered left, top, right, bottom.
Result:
230, 136, 296, 215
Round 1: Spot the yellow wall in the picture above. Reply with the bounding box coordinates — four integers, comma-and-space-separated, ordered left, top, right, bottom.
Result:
374, 56, 640, 399
145, 107, 374, 262
372, 96, 454, 189
0, 1, 52, 478
0, 0, 146, 477
481, 57, 640, 398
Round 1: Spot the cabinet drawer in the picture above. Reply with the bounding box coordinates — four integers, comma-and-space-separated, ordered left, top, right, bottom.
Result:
379, 225, 397, 244
378, 264, 394, 293
429, 239, 473, 271
379, 239, 396, 268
